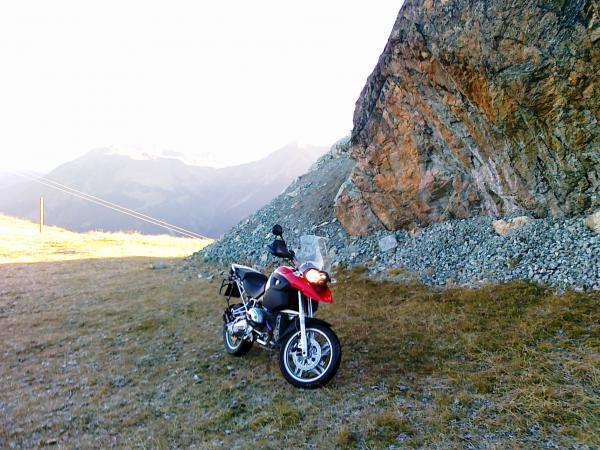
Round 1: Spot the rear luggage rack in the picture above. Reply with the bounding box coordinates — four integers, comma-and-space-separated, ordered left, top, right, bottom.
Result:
219, 278, 241, 298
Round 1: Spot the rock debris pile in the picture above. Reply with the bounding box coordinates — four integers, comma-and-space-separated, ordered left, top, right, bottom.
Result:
189, 142, 599, 291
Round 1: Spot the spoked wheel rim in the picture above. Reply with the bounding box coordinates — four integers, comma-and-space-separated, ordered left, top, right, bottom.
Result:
225, 329, 243, 350
283, 328, 333, 383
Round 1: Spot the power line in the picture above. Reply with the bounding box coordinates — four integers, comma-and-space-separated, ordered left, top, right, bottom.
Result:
23, 172, 211, 239
18, 174, 201, 239
12, 172, 211, 240
16, 172, 205, 239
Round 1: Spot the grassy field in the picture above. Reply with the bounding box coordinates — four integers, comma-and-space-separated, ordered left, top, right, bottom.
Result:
0, 213, 210, 263
0, 250, 598, 448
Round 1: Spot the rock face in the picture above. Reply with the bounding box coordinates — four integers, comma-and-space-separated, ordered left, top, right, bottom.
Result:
335, 0, 599, 236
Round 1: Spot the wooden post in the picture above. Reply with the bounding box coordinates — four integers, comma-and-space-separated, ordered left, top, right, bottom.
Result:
39, 196, 44, 233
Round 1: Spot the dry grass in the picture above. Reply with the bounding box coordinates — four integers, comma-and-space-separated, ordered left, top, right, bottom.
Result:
0, 213, 210, 263
0, 259, 598, 449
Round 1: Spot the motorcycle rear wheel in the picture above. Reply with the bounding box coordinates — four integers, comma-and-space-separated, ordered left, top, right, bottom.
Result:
279, 323, 341, 389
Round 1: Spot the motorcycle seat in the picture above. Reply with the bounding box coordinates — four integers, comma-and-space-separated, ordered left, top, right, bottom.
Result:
232, 264, 268, 298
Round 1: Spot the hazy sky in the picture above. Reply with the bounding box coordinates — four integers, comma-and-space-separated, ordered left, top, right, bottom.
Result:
0, 1, 402, 172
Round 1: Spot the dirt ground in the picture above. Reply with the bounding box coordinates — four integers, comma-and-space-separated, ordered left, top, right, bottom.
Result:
0, 258, 598, 449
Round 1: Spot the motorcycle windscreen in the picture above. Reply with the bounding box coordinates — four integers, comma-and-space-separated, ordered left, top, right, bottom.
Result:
295, 235, 330, 272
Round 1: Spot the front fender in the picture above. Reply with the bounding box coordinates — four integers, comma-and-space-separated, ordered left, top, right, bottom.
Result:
279, 317, 332, 342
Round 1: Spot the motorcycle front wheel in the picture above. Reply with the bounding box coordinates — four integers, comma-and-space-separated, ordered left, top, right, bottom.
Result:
279, 323, 341, 389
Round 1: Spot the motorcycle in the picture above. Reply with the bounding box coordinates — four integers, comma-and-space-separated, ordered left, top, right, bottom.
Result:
219, 224, 341, 388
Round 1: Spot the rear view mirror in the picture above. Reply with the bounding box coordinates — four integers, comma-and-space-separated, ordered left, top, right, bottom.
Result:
272, 224, 283, 237
268, 239, 294, 259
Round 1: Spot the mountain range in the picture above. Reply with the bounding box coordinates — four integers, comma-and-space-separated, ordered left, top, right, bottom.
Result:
0, 143, 327, 237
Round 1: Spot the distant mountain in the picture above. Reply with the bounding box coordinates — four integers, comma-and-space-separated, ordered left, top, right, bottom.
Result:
0, 172, 40, 190
0, 143, 327, 237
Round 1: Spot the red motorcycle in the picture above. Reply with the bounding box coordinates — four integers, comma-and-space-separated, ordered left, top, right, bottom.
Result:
220, 224, 341, 388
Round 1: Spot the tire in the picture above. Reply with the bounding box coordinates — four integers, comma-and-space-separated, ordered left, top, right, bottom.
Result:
279, 323, 341, 389
223, 326, 253, 357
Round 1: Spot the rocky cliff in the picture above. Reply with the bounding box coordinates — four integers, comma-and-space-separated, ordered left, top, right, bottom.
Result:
335, 0, 599, 236
192, 1, 600, 291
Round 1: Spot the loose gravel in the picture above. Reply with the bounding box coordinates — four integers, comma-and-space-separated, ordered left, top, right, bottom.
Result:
187, 142, 600, 291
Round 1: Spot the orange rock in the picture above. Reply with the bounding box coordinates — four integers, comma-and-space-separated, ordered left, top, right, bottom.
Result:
492, 216, 533, 236
335, 0, 599, 235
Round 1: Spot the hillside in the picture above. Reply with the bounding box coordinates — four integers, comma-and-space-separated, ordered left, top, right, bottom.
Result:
0, 143, 327, 238
196, 0, 599, 292
0, 213, 209, 263
194, 140, 600, 291
1, 258, 598, 448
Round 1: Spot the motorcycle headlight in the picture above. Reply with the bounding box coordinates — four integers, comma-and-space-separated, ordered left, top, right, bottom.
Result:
304, 268, 328, 286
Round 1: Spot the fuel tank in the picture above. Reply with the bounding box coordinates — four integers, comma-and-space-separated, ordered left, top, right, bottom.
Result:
262, 271, 297, 312
262, 267, 321, 312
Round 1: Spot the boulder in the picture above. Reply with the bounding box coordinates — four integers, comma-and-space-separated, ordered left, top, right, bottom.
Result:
335, 0, 599, 236
584, 210, 600, 234
378, 234, 398, 252
492, 216, 533, 236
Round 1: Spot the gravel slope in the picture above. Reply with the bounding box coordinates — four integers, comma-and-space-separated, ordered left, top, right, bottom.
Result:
189, 140, 599, 291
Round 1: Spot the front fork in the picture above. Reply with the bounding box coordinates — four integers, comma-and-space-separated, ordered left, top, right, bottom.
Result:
297, 291, 311, 358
